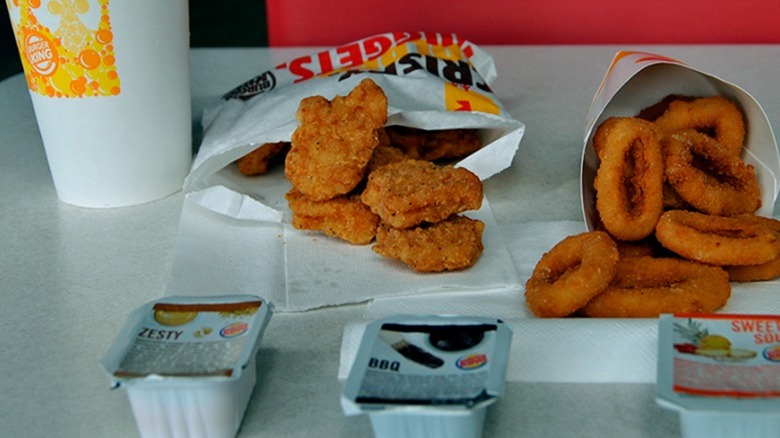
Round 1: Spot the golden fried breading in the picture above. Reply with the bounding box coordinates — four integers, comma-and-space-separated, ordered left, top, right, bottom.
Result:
285, 78, 388, 201
386, 126, 482, 161
366, 145, 411, 175
373, 216, 485, 272
361, 160, 483, 229
285, 188, 380, 245
237, 141, 289, 176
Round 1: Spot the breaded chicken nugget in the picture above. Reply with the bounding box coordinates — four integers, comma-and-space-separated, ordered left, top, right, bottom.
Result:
236, 142, 289, 176
361, 160, 483, 229
285, 78, 388, 200
285, 188, 380, 245
373, 216, 485, 272
366, 145, 411, 175
386, 126, 482, 161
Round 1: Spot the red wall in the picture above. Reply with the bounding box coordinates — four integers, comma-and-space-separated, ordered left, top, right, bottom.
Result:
267, 0, 780, 46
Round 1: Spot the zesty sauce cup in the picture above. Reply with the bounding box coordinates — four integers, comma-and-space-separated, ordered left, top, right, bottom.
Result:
101, 295, 273, 438
5, 0, 192, 208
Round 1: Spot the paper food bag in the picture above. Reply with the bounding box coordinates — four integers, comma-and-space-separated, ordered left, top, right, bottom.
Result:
167, 33, 526, 312
186, 32, 524, 193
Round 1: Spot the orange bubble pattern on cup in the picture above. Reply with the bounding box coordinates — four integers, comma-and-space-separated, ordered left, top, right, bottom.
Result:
7, 0, 121, 98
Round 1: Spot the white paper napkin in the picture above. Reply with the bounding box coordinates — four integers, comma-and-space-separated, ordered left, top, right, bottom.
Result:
338, 221, 780, 383
166, 186, 522, 311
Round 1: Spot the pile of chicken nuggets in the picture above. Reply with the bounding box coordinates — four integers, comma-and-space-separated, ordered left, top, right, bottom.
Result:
236, 78, 485, 272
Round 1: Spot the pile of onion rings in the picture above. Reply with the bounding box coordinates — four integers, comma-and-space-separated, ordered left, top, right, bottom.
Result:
593, 95, 762, 242
524, 230, 733, 318
591, 94, 780, 283
524, 95, 780, 318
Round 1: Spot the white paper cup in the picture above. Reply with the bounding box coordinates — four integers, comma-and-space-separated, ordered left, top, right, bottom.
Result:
6, 0, 192, 208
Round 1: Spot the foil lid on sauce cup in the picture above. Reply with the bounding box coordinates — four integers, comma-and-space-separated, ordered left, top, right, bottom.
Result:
657, 314, 780, 438
101, 295, 273, 438
580, 51, 780, 231
341, 315, 512, 438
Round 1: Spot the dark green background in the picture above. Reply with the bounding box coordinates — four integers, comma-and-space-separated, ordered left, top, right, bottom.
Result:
0, 0, 268, 82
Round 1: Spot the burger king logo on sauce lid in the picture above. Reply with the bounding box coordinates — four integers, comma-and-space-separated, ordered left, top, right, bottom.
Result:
762, 345, 780, 362
456, 353, 488, 370
220, 322, 249, 338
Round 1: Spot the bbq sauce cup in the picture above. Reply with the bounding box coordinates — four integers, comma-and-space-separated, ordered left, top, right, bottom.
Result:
580, 51, 780, 230
341, 315, 513, 438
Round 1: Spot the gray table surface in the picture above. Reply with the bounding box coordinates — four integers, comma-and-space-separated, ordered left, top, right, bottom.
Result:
3, 45, 779, 437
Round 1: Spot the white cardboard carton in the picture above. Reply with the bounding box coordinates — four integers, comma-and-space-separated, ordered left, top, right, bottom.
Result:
580, 51, 780, 229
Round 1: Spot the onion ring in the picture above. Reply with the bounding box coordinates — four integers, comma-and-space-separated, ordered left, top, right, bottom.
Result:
726, 255, 780, 282
662, 130, 761, 216
616, 238, 659, 259
578, 256, 731, 318
655, 210, 779, 266
654, 96, 745, 156
636, 94, 694, 122
725, 215, 780, 282
593, 117, 665, 241
525, 231, 619, 318
662, 182, 692, 210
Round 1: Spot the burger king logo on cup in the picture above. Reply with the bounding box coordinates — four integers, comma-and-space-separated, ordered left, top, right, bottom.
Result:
7, 0, 122, 98
24, 30, 58, 77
